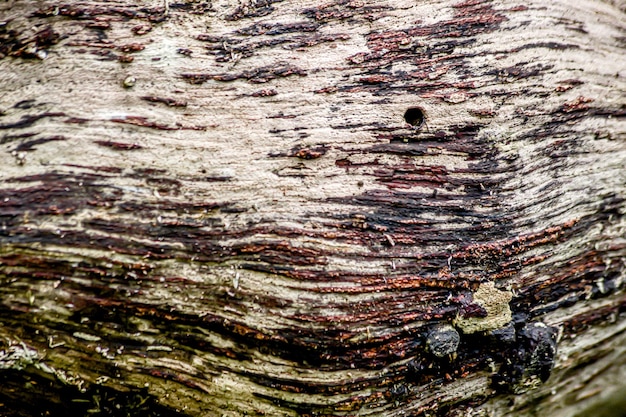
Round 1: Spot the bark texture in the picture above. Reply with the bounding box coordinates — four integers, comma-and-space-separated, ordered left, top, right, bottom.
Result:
1, 1, 625, 416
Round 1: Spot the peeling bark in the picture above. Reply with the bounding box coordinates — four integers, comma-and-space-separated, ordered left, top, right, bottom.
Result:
0, 1, 625, 416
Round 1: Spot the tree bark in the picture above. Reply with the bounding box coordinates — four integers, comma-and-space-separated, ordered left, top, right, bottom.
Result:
1, 1, 625, 416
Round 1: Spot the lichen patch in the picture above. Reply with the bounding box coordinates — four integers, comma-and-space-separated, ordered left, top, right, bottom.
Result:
454, 281, 513, 334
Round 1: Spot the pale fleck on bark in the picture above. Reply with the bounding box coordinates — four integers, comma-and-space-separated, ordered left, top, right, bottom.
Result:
0, 1, 625, 416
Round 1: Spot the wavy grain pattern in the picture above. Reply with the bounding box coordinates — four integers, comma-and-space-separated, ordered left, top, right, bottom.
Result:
0, 1, 625, 416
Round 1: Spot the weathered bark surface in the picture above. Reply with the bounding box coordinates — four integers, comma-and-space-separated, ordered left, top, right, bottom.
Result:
1, 0, 625, 416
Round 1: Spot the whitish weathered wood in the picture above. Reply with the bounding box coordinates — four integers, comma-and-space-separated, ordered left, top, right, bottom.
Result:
0, 1, 625, 416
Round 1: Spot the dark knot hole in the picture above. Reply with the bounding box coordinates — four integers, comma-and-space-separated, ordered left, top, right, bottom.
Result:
404, 107, 425, 127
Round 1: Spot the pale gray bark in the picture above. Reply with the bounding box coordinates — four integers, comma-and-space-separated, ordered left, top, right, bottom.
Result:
0, 1, 625, 416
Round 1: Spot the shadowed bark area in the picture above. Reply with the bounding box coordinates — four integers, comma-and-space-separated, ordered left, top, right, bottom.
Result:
0, 1, 625, 416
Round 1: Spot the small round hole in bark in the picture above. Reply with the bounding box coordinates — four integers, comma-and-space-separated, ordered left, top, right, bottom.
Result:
404, 107, 425, 127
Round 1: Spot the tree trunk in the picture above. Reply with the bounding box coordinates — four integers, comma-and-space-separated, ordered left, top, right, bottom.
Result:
1, 1, 625, 416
